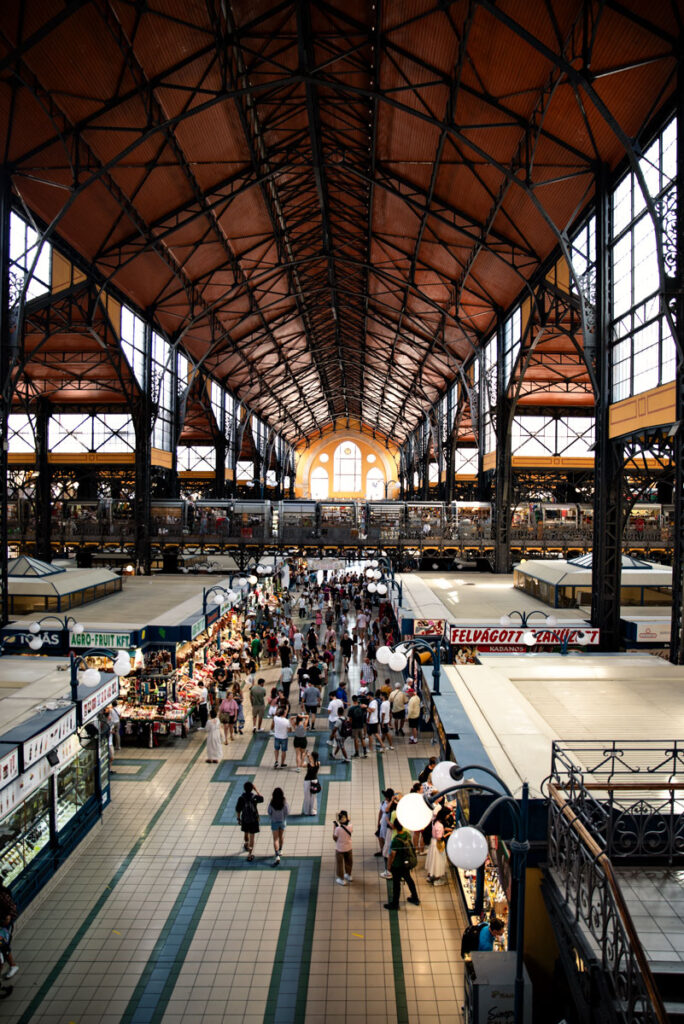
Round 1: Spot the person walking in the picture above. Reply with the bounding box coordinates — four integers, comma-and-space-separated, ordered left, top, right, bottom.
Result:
331, 710, 351, 762
407, 688, 422, 744
218, 692, 238, 742
326, 691, 344, 746
302, 752, 321, 816
348, 695, 368, 758
205, 709, 223, 762
271, 708, 292, 769
379, 691, 395, 750
236, 782, 263, 861
292, 714, 309, 771
366, 691, 386, 753
197, 681, 209, 729
303, 679, 321, 729
384, 819, 420, 910
267, 787, 289, 865
249, 676, 266, 732
333, 811, 354, 886
279, 664, 294, 703
390, 685, 407, 737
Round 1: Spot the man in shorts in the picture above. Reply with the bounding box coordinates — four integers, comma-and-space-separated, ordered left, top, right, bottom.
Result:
348, 695, 368, 758
303, 677, 321, 729
379, 691, 395, 750
271, 710, 292, 769
390, 685, 407, 737
327, 693, 345, 745
250, 677, 266, 732
366, 691, 386, 753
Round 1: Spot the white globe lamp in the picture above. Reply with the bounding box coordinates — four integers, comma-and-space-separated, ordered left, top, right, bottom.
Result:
72, 622, 85, 634
257, 565, 265, 576
373, 569, 382, 580
376, 646, 392, 665
430, 760, 463, 792
446, 826, 489, 869
499, 614, 513, 626
371, 560, 379, 568
81, 667, 101, 688
522, 630, 536, 647
29, 621, 41, 634
367, 582, 377, 594
113, 657, 131, 677
576, 630, 590, 646
388, 651, 407, 673
237, 577, 247, 587
376, 583, 387, 595
396, 792, 433, 831
365, 567, 374, 578
28, 636, 44, 651
546, 615, 558, 626
248, 575, 258, 585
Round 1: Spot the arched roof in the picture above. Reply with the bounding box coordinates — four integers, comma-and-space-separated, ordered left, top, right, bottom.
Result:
1, 0, 679, 442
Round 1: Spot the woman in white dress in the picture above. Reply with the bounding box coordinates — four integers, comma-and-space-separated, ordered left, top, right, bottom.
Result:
205, 709, 222, 763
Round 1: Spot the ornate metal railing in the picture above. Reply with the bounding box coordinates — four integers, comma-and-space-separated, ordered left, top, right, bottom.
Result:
547, 783, 668, 1024
551, 741, 684, 863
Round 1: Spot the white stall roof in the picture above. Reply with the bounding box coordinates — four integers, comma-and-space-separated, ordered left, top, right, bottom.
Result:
515, 557, 672, 588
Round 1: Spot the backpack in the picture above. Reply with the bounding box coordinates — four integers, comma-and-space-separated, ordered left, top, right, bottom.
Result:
460, 922, 486, 958
340, 718, 353, 738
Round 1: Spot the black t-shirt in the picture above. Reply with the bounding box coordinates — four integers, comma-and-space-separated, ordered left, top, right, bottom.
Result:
304, 764, 319, 781
340, 637, 352, 656
348, 704, 366, 729
279, 644, 291, 666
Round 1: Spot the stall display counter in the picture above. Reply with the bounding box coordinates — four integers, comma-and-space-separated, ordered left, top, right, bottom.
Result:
0, 780, 52, 888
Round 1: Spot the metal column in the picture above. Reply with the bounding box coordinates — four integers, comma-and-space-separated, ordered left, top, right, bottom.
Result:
669, 86, 684, 664
493, 319, 512, 573
0, 172, 11, 626
134, 320, 152, 574
34, 398, 52, 562
591, 167, 623, 650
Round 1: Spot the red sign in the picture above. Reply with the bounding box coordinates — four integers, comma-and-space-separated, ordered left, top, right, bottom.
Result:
450, 625, 600, 647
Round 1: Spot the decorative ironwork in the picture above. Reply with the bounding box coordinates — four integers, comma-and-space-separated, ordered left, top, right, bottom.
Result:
551, 740, 684, 862
547, 791, 662, 1024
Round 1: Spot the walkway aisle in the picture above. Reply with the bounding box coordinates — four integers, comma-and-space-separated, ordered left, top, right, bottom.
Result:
6, 626, 467, 1024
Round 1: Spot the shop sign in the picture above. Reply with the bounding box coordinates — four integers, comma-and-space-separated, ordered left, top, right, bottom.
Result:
634, 622, 671, 643
0, 627, 66, 653
0, 734, 80, 818
70, 630, 132, 649
23, 708, 77, 770
205, 607, 220, 627
80, 677, 120, 725
219, 600, 233, 618
414, 618, 445, 637
0, 745, 19, 790
191, 617, 206, 640
449, 625, 600, 647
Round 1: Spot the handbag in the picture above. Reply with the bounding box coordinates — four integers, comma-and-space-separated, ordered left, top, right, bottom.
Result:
309, 779, 322, 794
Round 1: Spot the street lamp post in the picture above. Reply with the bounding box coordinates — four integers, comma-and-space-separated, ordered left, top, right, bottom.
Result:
25, 614, 85, 651
70, 647, 132, 702
500, 611, 591, 655
395, 762, 530, 1024
376, 636, 444, 695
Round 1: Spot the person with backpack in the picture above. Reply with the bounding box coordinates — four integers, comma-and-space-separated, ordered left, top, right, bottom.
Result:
384, 818, 420, 910
332, 710, 351, 762
348, 695, 368, 758
236, 781, 263, 862
460, 917, 506, 958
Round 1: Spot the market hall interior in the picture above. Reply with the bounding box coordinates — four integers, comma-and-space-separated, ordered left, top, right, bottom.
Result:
1, 2, 684, 1024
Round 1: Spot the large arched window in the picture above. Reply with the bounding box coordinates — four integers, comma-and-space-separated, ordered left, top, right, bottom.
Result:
366, 466, 385, 500
310, 466, 329, 499
333, 442, 361, 493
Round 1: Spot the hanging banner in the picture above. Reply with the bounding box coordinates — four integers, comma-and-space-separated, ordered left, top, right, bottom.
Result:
413, 619, 446, 637
70, 630, 132, 649
449, 625, 600, 647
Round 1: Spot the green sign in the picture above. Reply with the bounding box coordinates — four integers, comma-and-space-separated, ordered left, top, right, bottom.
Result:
70, 630, 132, 649
190, 617, 206, 640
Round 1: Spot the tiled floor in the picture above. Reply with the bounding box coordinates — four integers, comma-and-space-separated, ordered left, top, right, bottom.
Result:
4, 617, 468, 1024
617, 868, 684, 963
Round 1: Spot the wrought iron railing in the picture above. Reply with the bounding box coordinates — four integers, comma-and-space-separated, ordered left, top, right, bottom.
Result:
547, 783, 668, 1024
551, 740, 684, 862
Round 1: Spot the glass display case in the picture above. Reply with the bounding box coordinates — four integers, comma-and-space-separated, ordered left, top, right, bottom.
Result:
0, 779, 52, 887
56, 748, 97, 831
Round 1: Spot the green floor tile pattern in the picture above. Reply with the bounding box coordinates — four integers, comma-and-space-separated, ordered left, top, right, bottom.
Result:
14, 738, 207, 1024
119, 855, 320, 1024
376, 750, 409, 1024
211, 731, 350, 827
111, 758, 166, 782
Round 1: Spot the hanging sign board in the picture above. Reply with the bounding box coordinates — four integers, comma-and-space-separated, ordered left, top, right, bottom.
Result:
413, 619, 446, 637
79, 676, 120, 725
450, 625, 600, 648
70, 630, 132, 649
0, 744, 20, 791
